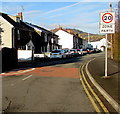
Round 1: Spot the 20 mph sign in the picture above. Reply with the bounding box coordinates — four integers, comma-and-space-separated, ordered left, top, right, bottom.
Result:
100, 12, 115, 33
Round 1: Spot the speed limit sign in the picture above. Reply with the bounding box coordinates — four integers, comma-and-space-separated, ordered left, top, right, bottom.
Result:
100, 12, 115, 33
99, 12, 115, 77
102, 13, 113, 23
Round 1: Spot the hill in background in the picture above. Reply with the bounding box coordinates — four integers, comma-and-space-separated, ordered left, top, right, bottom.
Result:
51, 28, 106, 42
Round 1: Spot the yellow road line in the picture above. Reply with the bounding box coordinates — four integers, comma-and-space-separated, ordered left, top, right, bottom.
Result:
79, 64, 101, 112
86, 58, 120, 113
81, 63, 109, 113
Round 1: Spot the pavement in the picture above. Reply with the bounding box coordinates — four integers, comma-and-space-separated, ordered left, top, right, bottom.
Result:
87, 53, 120, 112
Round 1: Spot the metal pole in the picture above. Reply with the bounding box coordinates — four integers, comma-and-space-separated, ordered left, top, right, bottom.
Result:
105, 34, 108, 77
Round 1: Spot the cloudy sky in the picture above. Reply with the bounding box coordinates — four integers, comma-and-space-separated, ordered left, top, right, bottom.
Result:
1, 0, 118, 34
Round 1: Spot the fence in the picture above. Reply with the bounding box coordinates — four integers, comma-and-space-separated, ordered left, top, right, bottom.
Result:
2, 47, 17, 72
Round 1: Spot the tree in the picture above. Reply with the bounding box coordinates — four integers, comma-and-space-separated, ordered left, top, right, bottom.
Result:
113, 1, 120, 61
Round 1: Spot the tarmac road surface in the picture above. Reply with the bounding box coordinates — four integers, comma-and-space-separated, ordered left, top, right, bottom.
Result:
2, 53, 102, 112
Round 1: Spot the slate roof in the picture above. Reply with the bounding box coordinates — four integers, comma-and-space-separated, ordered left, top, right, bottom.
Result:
26, 22, 58, 37
1, 13, 34, 32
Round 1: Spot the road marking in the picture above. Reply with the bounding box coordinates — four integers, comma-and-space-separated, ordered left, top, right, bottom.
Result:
79, 64, 101, 112
22, 75, 32, 81
1, 73, 5, 74
81, 61, 109, 113
1, 68, 35, 76
14, 68, 35, 75
86, 58, 120, 113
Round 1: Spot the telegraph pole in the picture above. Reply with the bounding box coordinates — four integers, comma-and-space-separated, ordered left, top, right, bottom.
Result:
88, 33, 90, 43
110, 3, 113, 59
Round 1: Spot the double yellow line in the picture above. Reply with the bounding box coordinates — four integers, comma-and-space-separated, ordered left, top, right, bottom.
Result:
79, 62, 109, 113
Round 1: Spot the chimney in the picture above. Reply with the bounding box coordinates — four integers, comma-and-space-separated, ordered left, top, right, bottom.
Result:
18, 12, 23, 21
58, 25, 62, 30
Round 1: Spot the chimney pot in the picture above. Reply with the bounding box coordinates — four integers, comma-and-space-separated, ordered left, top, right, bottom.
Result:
18, 12, 22, 16
17, 12, 23, 21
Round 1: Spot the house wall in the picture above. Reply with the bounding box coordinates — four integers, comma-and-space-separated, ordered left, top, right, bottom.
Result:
55, 30, 73, 49
8, 15, 17, 22
82, 40, 88, 49
0, 16, 13, 48
90, 38, 106, 51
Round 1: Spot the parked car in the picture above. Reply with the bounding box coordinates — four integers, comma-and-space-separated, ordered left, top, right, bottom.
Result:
92, 48, 102, 53
70, 49, 78, 57
76, 49, 83, 55
50, 49, 66, 59
86, 48, 94, 54
63, 49, 72, 58
82, 48, 88, 55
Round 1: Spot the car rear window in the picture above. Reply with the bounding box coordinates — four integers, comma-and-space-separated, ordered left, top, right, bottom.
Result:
52, 50, 61, 53
70, 49, 76, 52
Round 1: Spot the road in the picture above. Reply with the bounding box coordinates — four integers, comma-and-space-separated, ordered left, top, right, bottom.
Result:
2, 53, 102, 112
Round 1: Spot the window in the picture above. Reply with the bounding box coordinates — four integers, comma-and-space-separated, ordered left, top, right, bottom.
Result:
16, 17, 20, 23
44, 33, 47, 42
29, 32, 32, 38
18, 45, 26, 50
17, 30, 20, 40
27, 46, 31, 50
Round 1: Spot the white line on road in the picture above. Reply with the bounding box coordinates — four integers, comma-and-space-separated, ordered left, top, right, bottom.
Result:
14, 68, 35, 75
22, 75, 32, 81
1, 68, 35, 76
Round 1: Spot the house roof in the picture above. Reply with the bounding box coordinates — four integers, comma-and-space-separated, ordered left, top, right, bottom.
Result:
1, 13, 34, 32
26, 22, 58, 37
52, 27, 76, 35
53, 27, 83, 40
26, 23, 51, 34
20, 21, 34, 32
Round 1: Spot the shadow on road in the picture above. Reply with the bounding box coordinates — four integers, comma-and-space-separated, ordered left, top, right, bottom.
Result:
108, 71, 120, 76
17, 56, 83, 70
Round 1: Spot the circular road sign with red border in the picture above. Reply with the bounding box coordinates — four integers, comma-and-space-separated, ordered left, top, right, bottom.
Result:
102, 13, 113, 23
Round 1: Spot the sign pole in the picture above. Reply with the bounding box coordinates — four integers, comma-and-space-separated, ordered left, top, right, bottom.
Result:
105, 34, 108, 77
100, 11, 115, 77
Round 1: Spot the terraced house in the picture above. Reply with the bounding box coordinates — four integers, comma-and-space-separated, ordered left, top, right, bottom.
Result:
54, 26, 83, 49
0, 12, 60, 71
26, 23, 59, 55
0, 12, 34, 71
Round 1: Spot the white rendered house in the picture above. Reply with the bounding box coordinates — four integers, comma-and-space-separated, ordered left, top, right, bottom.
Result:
55, 29, 74, 49
90, 38, 108, 51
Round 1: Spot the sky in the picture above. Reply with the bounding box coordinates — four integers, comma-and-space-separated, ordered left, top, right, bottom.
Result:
0, 1, 118, 34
